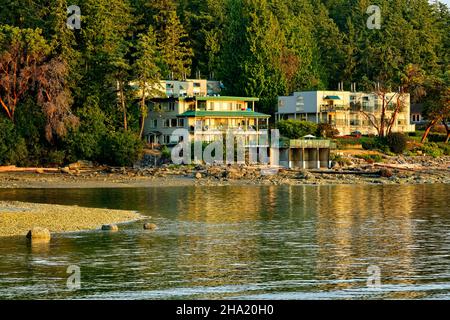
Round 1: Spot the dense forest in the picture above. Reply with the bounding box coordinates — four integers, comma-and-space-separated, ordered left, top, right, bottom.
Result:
0, 0, 449, 166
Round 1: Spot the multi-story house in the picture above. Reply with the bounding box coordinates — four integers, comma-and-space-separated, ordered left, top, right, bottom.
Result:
276, 90, 415, 136
142, 79, 270, 145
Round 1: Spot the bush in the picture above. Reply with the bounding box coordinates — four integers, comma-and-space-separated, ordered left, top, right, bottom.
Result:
316, 123, 339, 138
355, 154, 384, 163
64, 100, 107, 162
161, 145, 171, 160
0, 117, 28, 165
427, 133, 446, 143
100, 131, 144, 166
437, 143, 450, 156
276, 120, 318, 139
44, 150, 66, 166
421, 143, 444, 158
387, 133, 407, 154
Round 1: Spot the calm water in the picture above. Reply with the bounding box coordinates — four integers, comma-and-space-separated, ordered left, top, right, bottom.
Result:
0, 185, 449, 300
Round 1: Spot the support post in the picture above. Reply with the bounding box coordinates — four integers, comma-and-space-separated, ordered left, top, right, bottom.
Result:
317, 148, 320, 169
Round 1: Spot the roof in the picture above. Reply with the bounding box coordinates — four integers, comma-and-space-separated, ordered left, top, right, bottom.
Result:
193, 96, 259, 102
411, 103, 424, 114
177, 110, 270, 118
324, 95, 341, 100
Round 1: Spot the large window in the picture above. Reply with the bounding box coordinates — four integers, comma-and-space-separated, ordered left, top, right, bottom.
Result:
167, 102, 175, 111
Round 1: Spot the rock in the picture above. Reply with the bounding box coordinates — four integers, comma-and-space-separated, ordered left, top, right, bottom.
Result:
68, 160, 94, 170
195, 172, 202, 179
101, 224, 118, 232
35, 168, 45, 174
61, 167, 71, 174
143, 223, 158, 230
26, 227, 51, 242
379, 168, 393, 178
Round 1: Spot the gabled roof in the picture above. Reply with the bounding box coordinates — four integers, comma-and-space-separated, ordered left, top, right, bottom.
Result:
324, 95, 341, 100
177, 110, 270, 118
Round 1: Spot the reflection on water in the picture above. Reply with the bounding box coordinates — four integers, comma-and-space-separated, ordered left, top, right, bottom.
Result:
0, 185, 449, 299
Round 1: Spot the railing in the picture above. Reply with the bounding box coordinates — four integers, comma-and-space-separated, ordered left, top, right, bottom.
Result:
280, 139, 336, 149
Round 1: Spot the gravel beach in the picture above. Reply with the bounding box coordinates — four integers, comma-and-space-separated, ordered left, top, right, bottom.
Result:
0, 201, 141, 237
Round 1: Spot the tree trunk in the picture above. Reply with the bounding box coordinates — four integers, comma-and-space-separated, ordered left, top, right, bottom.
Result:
421, 119, 437, 143
118, 81, 128, 131
443, 119, 450, 143
139, 91, 146, 139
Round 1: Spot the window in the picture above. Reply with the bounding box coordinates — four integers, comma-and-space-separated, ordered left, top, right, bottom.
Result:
193, 82, 201, 88
167, 102, 175, 111
295, 96, 304, 112
171, 119, 177, 127
150, 119, 158, 128
164, 119, 170, 128
178, 118, 185, 127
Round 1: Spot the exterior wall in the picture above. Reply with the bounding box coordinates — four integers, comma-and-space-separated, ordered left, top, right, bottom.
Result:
153, 79, 221, 97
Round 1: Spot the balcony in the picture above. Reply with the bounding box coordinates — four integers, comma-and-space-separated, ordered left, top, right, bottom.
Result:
320, 104, 350, 112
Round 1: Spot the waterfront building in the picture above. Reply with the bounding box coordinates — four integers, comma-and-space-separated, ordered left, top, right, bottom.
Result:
276, 90, 415, 136
139, 79, 270, 146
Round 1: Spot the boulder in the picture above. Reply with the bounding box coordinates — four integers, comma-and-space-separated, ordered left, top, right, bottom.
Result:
101, 224, 119, 232
379, 168, 393, 178
26, 227, 51, 242
195, 172, 202, 179
68, 160, 94, 170
61, 167, 71, 174
143, 223, 158, 230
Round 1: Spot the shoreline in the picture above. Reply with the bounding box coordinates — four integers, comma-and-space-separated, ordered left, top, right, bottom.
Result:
0, 165, 449, 190
0, 201, 143, 237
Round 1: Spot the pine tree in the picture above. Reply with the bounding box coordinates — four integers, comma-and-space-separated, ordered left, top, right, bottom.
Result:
149, 0, 193, 79
133, 27, 162, 138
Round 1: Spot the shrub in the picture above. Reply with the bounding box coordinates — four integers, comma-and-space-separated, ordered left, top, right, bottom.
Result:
45, 150, 66, 166
161, 145, 171, 160
0, 117, 28, 165
421, 143, 444, 157
100, 131, 144, 166
316, 123, 339, 138
330, 153, 352, 166
355, 154, 383, 163
64, 100, 107, 162
276, 120, 318, 139
386, 133, 407, 154
427, 133, 446, 143
437, 143, 450, 156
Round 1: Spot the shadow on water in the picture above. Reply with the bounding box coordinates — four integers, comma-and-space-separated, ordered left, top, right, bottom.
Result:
0, 184, 449, 299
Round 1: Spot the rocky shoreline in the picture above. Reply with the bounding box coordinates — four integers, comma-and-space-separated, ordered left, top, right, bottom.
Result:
0, 201, 142, 237
0, 155, 449, 188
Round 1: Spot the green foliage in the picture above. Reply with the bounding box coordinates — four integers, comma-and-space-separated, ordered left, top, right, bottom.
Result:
161, 145, 171, 160
65, 99, 108, 162
330, 153, 352, 166
420, 143, 444, 158
386, 133, 407, 154
316, 123, 339, 138
355, 154, 383, 164
0, 117, 28, 165
276, 120, 318, 139
100, 131, 144, 166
